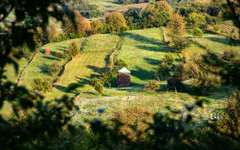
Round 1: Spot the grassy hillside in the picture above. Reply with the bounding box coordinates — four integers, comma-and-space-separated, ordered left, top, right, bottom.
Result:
2, 28, 236, 123
45, 34, 120, 100
117, 28, 177, 86
4, 58, 28, 83
89, 0, 121, 8
20, 38, 84, 89
192, 34, 240, 54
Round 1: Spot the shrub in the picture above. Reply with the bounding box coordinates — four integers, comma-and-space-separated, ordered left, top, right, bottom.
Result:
169, 35, 190, 52
167, 77, 184, 91
31, 78, 52, 92
114, 106, 152, 142
67, 42, 79, 57
168, 13, 185, 35
52, 33, 69, 42
162, 53, 175, 65
90, 78, 104, 95
91, 19, 105, 34
188, 12, 206, 27
124, 8, 142, 30
222, 49, 237, 61
56, 52, 67, 59
213, 25, 221, 32
144, 80, 160, 92
94, 82, 103, 95
192, 27, 203, 37
156, 61, 171, 80
105, 12, 128, 33
62, 10, 91, 35
112, 59, 128, 72
49, 62, 62, 76
48, 24, 58, 42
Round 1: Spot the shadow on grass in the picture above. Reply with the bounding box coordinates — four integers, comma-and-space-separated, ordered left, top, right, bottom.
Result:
54, 84, 68, 92
144, 57, 161, 65
39, 64, 50, 75
136, 45, 167, 52
131, 67, 156, 81
42, 55, 61, 61
87, 65, 108, 74
122, 32, 161, 45
76, 77, 90, 85
53, 84, 81, 95
206, 36, 240, 46
116, 86, 143, 93
56, 45, 68, 52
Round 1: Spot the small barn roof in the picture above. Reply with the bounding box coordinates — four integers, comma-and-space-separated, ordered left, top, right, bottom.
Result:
118, 67, 131, 74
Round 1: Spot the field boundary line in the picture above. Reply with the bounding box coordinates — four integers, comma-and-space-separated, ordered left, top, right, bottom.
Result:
53, 38, 86, 84
17, 49, 39, 86
106, 35, 125, 69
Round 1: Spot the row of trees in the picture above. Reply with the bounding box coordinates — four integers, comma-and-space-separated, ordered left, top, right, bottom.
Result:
47, 1, 177, 42
48, 1, 221, 43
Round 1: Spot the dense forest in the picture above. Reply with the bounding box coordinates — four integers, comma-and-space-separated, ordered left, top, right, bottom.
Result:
0, 0, 240, 149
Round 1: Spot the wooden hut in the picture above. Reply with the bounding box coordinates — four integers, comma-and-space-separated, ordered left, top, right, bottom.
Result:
44, 49, 51, 55
117, 67, 131, 87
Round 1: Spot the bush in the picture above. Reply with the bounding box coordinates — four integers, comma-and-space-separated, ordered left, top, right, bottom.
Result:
169, 35, 190, 52
31, 78, 52, 92
90, 78, 104, 95
112, 59, 128, 72
114, 106, 152, 142
213, 25, 221, 32
105, 12, 128, 33
192, 27, 203, 37
91, 19, 106, 34
56, 52, 67, 59
67, 42, 79, 57
49, 62, 62, 76
162, 53, 175, 65
94, 82, 103, 95
188, 12, 206, 27
52, 33, 69, 42
48, 24, 58, 42
156, 61, 172, 80
167, 77, 184, 91
144, 80, 160, 92
168, 13, 185, 35
222, 49, 237, 61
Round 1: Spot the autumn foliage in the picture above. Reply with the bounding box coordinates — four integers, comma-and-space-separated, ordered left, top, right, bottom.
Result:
168, 13, 185, 35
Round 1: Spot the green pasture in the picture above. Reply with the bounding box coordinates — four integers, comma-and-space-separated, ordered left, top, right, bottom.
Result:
192, 34, 240, 55
88, 0, 121, 8
21, 38, 84, 89
117, 28, 179, 87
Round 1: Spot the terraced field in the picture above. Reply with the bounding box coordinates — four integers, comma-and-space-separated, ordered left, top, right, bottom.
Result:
117, 28, 178, 86
2, 28, 234, 122
20, 38, 84, 89
45, 34, 120, 100
192, 34, 240, 54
